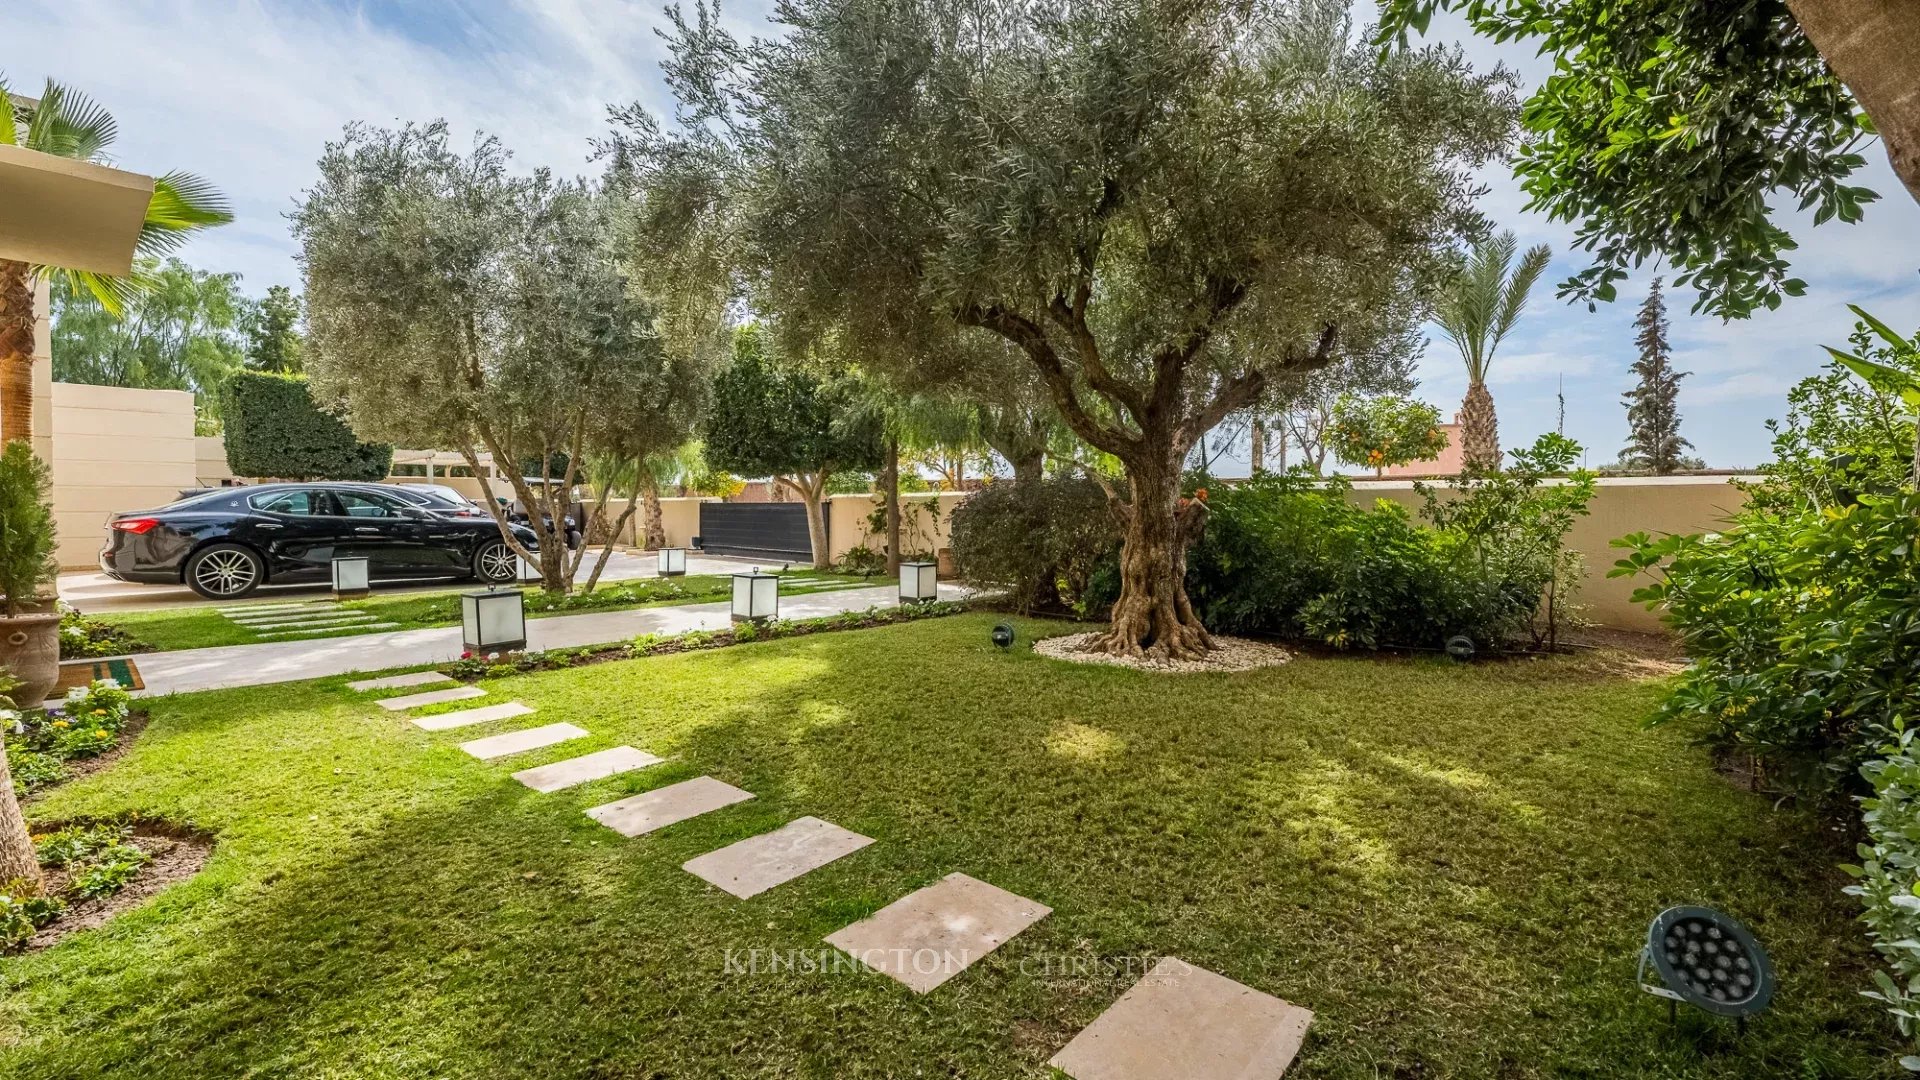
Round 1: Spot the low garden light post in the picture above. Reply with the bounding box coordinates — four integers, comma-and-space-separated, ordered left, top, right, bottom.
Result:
658, 547, 687, 577
899, 560, 938, 604
331, 556, 370, 601
516, 554, 542, 585
462, 588, 527, 655
731, 569, 778, 624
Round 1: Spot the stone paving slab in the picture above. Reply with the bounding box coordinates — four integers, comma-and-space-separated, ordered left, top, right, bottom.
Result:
241, 617, 377, 632
1048, 957, 1313, 1080
228, 607, 362, 621
586, 776, 754, 836
220, 603, 320, 617
459, 722, 590, 760
824, 872, 1051, 994
260, 622, 400, 638
513, 746, 663, 792
376, 685, 488, 711
348, 671, 456, 692
414, 701, 534, 732
683, 816, 874, 899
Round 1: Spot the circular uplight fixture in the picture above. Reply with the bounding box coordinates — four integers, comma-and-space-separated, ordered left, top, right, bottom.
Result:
1638, 906, 1775, 1027
991, 623, 1016, 650
1443, 635, 1476, 662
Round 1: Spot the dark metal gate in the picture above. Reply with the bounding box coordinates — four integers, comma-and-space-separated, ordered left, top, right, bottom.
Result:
697, 502, 820, 562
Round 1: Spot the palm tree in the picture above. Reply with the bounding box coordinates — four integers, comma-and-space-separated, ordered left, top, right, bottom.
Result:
1433, 231, 1551, 470
1, 77, 232, 443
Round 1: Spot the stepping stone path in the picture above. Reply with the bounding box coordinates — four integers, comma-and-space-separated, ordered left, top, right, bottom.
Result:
347, 671, 456, 692
460, 722, 590, 760
823, 872, 1052, 994
376, 686, 488, 711
223, 604, 383, 637
260, 622, 399, 639
586, 776, 754, 837
354, 671, 1305, 1071
683, 816, 874, 899
413, 701, 534, 732
513, 746, 662, 792
1048, 957, 1313, 1080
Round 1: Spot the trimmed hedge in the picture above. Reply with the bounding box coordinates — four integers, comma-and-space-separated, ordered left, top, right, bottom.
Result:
222, 371, 391, 481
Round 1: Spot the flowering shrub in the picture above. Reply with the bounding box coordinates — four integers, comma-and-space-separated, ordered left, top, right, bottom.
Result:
2, 679, 135, 795
56, 600, 148, 660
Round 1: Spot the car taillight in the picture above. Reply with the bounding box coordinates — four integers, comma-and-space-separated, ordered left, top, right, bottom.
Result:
110, 518, 160, 534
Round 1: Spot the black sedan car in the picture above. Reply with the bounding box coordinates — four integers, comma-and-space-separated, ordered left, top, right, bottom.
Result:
101, 483, 539, 600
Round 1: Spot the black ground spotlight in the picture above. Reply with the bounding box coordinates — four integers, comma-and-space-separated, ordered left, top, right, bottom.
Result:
991, 622, 1016, 650
1638, 906, 1775, 1031
1444, 635, 1476, 662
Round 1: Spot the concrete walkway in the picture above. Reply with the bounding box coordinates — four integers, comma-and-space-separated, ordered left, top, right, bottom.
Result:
132, 583, 963, 696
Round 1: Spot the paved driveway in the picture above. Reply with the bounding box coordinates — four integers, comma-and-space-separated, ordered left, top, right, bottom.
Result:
61, 551, 773, 614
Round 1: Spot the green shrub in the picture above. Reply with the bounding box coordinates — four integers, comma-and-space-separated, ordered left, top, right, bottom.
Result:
1614, 493, 1920, 798
1846, 724, 1920, 1068
221, 370, 392, 481
948, 476, 1118, 614
0, 441, 57, 618
0, 888, 63, 949
69, 843, 149, 900
57, 601, 147, 659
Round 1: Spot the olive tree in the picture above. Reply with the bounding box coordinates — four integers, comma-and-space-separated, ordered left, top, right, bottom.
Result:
616, 0, 1514, 658
294, 122, 705, 592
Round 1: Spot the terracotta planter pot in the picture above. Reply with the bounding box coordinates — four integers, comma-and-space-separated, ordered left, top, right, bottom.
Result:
0, 609, 62, 708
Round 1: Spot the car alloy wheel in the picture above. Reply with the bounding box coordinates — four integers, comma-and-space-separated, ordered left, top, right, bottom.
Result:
478, 541, 516, 583
194, 548, 259, 596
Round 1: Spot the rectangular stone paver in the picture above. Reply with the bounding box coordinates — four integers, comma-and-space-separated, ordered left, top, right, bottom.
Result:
348, 671, 457, 692
1048, 957, 1313, 1080
513, 746, 663, 792
585, 777, 753, 837
261, 622, 399, 638
824, 872, 1051, 994
683, 816, 874, 898
242, 616, 377, 631
459, 722, 590, 760
414, 701, 535, 732
376, 686, 488, 711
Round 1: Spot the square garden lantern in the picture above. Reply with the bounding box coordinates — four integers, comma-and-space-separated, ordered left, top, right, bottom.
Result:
657, 547, 687, 577
899, 560, 938, 604
731, 569, 778, 624
462, 588, 527, 654
331, 556, 370, 601
516, 554, 542, 585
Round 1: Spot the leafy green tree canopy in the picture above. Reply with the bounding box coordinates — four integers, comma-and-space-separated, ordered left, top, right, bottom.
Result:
51, 257, 246, 404
243, 285, 304, 374
619, 0, 1516, 657
1377, 0, 1894, 319
1329, 394, 1449, 477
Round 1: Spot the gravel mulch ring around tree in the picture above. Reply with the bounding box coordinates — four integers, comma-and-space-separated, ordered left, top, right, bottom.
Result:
1032, 631, 1292, 673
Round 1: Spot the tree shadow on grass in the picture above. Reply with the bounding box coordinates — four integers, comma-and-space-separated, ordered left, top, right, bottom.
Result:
1, 616, 1896, 1079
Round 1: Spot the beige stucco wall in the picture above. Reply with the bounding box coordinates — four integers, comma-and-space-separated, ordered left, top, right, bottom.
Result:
52, 382, 198, 568
1344, 475, 1752, 633
826, 491, 969, 562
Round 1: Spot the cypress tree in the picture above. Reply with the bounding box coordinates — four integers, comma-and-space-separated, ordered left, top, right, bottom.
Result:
1621, 279, 1693, 474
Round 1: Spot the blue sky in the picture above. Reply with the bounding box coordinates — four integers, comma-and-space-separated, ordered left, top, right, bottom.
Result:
14, 1, 1920, 470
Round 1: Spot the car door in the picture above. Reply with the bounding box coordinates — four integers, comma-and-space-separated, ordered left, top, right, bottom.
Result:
326, 489, 439, 575
240, 488, 339, 577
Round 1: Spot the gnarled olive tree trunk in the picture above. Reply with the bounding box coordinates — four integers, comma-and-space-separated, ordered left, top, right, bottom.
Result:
1098, 450, 1212, 660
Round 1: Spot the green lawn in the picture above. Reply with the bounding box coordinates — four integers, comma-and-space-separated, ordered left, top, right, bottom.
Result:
96, 572, 871, 651
2, 615, 1895, 1078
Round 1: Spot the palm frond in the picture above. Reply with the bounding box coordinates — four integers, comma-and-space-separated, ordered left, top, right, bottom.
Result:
134, 171, 235, 260
1434, 231, 1550, 384
17, 78, 119, 161
0, 73, 18, 146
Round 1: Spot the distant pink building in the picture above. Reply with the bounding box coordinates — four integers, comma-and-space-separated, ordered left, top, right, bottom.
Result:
1376, 412, 1466, 479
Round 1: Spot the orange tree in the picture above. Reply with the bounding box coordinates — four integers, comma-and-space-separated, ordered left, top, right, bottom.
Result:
1329, 394, 1449, 478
